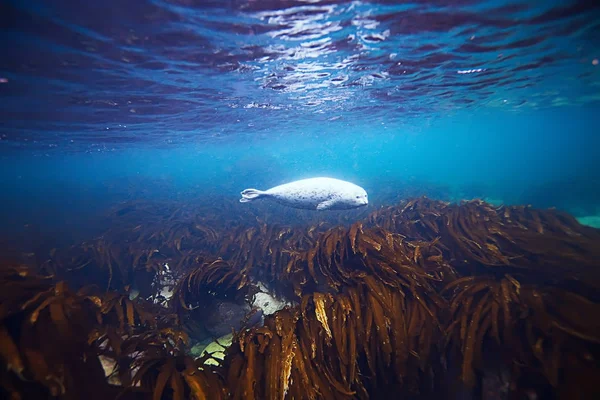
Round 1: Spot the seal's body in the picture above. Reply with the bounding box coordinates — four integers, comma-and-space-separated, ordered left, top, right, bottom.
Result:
239, 177, 368, 211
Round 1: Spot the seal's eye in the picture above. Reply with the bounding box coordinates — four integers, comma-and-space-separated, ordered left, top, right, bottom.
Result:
356, 196, 360, 199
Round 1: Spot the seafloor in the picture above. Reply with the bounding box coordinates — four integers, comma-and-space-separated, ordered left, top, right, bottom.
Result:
1, 194, 599, 400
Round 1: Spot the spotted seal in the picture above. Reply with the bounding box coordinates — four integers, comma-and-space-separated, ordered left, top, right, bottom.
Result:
239, 177, 368, 211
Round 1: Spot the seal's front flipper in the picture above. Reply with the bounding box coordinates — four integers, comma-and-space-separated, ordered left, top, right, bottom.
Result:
316, 199, 336, 210
240, 188, 266, 203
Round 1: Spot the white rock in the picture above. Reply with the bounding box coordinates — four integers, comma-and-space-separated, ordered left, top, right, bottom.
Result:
251, 281, 291, 316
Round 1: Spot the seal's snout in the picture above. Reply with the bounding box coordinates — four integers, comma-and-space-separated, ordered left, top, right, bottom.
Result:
355, 193, 368, 207
360, 191, 369, 206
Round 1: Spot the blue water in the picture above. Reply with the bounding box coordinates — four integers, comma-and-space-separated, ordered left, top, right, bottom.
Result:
1, 0, 600, 244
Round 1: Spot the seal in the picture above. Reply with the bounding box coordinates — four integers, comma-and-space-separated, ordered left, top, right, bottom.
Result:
239, 177, 368, 211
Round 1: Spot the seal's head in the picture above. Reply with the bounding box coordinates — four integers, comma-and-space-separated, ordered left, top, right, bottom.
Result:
340, 184, 369, 209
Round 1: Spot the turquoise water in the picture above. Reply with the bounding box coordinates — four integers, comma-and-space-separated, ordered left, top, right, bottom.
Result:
1, 0, 599, 238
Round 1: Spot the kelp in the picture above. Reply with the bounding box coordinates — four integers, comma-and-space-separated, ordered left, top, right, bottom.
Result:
223, 281, 444, 399
36, 199, 339, 297
442, 274, 600, 395
2, 196, 600, 399
0, 266, 199, 400
95, 292, 159, 333
108, 327, 227, 400
171, 259, 258, 341
368, 198, 600, 272
174, 259, 251, 311
272, 220, 456, 301
38, 201, 231, 294
442, 275, 522, 386
0, 267, 113, 399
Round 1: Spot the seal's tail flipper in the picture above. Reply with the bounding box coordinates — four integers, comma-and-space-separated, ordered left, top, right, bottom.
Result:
240, 188, 266, 203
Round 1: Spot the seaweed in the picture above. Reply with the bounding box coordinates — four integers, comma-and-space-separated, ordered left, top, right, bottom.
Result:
0, 267, 115, 399
2, 196, 600, 399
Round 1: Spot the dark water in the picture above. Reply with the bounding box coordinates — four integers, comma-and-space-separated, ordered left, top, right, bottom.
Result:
1, 0, 600, 246
2, 0, 600, 137
1, 1, 600, 399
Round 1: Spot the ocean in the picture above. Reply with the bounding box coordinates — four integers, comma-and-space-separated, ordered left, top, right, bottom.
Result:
1, 1, 599, 399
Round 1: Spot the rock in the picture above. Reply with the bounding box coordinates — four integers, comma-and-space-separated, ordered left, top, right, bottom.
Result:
251, 281, 291, 315
205, 302, 252, 338
577, 215, 600, 229
200, 333, 233, 366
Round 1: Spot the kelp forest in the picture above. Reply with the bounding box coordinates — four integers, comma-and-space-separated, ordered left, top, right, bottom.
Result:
1, 194, 599, 400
